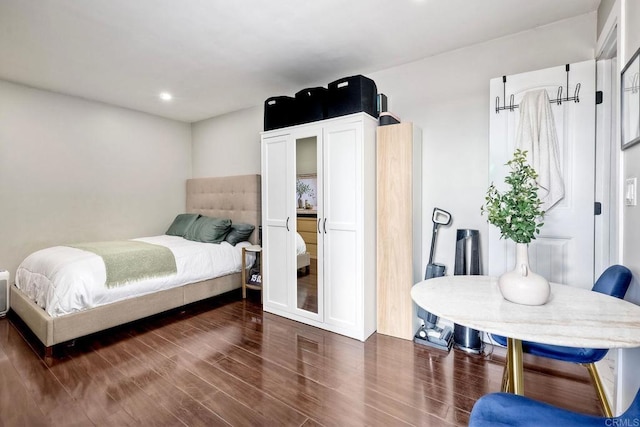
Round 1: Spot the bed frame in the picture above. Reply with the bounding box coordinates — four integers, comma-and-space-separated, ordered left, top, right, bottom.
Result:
9, 174, 261, 357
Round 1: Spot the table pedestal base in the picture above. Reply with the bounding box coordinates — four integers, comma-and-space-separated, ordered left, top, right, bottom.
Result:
501, 338, 524, 395
500, 339, 613, 417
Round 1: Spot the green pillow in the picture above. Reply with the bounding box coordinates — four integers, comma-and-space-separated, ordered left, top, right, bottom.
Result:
225, 223, 255, 245
166, 213, 200, 237
184, 216, 232, 243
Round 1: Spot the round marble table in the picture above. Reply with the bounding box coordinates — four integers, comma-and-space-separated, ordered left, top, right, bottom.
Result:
411, 275, 640, 401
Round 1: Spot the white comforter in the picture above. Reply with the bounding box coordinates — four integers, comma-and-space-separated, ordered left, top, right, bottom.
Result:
296, 232, 307, 255
15, 235, 251, 318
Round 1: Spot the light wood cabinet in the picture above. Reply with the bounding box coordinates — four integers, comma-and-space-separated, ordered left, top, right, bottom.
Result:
376, 122, 423, 340
296, 217, 317, 258
261, 113, 377, 341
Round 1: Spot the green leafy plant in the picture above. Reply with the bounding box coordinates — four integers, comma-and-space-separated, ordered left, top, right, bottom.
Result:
296, 179, 312, 199
481, 149, 545, 244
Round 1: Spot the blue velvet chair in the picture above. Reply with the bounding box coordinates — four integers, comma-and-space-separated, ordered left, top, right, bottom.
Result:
469, 387, 640, 426
491, 264, 632, 416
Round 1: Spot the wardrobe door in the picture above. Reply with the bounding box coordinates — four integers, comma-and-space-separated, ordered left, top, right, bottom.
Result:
322, 120, 362, 332
262, 133, 296, 312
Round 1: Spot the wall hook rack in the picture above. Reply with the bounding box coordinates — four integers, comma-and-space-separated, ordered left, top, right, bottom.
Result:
495, 64, 581, 113
624, 72, 640, 94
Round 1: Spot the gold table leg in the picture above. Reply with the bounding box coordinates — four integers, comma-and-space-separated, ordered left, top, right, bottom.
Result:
501, 342, 511, 392
507, 337, 524, 395
501, 360, 511, 393
586, 362, 613, 417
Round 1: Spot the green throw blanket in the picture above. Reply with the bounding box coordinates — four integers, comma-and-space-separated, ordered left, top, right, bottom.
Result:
69, 240, 177, 288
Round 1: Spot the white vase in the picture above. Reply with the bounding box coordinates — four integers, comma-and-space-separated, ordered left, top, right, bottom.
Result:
498, 243, 550, 306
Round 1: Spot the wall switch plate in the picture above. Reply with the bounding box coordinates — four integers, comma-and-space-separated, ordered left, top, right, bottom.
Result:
625, 178, 637, 206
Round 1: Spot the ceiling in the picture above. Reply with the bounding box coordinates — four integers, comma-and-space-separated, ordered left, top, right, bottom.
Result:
0, 0, 600, 123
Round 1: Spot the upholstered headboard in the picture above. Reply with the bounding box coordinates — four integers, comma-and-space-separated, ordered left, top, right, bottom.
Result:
186, 174, 262, 245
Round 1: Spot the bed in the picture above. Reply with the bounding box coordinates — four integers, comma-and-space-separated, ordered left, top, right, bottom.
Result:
9, 174, 261, 357
296, 232, 311, 273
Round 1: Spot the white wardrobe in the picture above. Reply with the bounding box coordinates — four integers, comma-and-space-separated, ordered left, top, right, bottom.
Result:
261, 112, 377, 341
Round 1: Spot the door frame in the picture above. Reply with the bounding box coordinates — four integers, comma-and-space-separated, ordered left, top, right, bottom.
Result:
595, 57, 620, 277
595, 17, 620, 278
594, 12, 628, 415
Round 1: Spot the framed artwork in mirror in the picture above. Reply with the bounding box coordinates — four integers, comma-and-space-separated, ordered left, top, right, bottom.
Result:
296, 173, 317, 210
621, 46, 640, 149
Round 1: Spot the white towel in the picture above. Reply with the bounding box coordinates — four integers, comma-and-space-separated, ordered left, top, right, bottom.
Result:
515, 89, 564, 212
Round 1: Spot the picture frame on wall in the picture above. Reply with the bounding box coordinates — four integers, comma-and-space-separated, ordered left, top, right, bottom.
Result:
621, 47, 640, 150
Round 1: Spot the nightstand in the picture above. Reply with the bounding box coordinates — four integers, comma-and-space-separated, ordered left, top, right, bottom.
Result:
241, 245, 262, 303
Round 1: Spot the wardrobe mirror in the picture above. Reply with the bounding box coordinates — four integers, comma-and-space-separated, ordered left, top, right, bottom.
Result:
296, 136, 318, 314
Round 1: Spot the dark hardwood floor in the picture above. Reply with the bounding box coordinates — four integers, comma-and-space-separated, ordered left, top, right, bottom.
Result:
297, 258, 318, 313
0, 290, 603, 426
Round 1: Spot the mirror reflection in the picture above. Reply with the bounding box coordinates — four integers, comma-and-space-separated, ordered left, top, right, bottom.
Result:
296, 137, 318, 313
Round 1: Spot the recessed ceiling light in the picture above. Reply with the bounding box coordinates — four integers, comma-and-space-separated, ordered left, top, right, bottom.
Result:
159, 92, 173, 101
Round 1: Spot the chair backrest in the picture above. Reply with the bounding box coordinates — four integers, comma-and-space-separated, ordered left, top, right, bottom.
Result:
592, 265, 632, 299
622, 387, 640, 419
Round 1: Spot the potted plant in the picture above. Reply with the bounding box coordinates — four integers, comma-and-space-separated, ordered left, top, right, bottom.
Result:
296, 179, 312, 209
481, 149, 549, 305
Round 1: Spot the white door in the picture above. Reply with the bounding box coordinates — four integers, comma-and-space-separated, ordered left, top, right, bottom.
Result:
322, 120, 362, 331
488, 60, 596, 289
262, 133, 295, 310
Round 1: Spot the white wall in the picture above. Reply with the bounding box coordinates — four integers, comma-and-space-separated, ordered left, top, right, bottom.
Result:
619, 0, 640, 412
622, 0, 640, 66
622, 0, 640, 308
598, 0, 616, 37
0, 80, 192, 278
191, 106, 262, 178
369, 12, 596, 273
